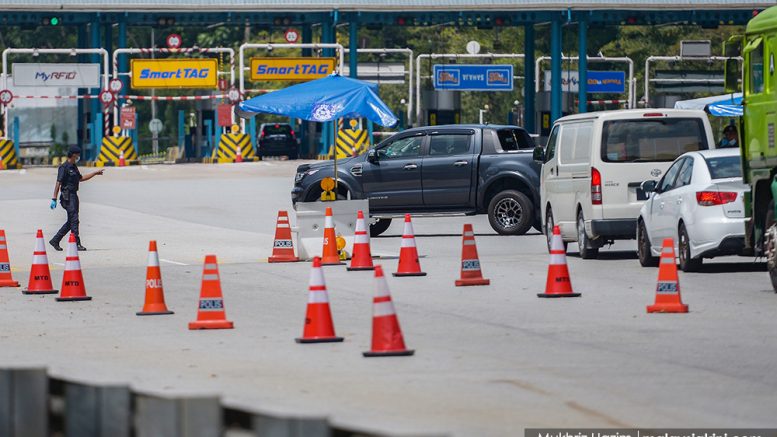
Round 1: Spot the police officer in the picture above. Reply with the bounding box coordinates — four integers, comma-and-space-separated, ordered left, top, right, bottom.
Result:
49, 146, 104, 251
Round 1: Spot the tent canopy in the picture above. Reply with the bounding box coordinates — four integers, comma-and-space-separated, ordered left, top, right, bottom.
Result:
237, 74, 398, 128
674, 93, 742, 117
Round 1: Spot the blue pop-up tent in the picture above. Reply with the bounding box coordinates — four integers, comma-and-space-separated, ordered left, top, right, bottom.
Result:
674, 93, 743, 117
237, 74, 398, 128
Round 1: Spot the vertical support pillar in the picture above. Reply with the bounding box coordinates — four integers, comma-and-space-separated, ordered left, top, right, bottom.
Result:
12, 117, 20, 155
77, 26, 87, 148
320, 16, 337, 156
578, 16, 588, 114
118, 18, 128, 102
550, 17, 562, 124
301, 24, 312, 156
90, 15, 102, 160
349, 17, 358, 79
523, 24, 536, 133
178, 110, 185, 155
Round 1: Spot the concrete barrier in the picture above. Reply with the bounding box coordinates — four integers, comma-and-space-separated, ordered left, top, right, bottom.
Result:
65, 381, 131, 437
0, 367, 48, 437
293, 200, 369, 261
135, 393, 222, 437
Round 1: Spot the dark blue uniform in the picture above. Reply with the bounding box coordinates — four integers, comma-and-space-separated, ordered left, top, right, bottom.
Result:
53, 161, 82, 245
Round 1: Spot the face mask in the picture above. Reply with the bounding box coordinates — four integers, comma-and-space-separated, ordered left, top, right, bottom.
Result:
75, 156, 80, 163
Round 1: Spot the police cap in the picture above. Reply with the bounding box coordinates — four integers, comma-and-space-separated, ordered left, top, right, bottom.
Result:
67, 146, 82, 157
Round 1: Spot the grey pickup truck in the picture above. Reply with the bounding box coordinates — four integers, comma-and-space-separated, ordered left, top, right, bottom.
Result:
291, 124, 541, 236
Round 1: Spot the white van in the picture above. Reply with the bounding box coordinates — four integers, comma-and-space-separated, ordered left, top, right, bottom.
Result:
533, 109, 716, 259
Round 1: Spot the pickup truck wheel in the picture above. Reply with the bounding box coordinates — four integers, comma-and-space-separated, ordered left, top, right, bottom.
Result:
488, 190, 533, 235
369, 218, 392, 237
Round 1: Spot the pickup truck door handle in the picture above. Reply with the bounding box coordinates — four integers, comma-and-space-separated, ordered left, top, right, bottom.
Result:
453, 160, 468, 167
403, 163, 418, 171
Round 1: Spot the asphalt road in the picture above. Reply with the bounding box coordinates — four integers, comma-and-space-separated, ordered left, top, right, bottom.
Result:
1, 161, 775, 436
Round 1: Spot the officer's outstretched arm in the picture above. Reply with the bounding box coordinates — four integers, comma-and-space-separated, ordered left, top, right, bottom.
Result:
80, 169, 105, 182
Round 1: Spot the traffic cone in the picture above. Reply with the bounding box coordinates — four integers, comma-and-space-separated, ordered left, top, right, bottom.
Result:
268, 211, 300, 263
363, 265, 414, 357
0, 229, 20, 287
22, 229, 57, 295
189, 255, 234, 329
56, 233, 91, 301
296, 257, 344, 343
455, 224, 490, 286
647, 238, 689, 313
321, 207, 343, 265
137, 240, 173, 316
235, 145, 243, 163
393, 214, 426, 277
347, 210, 374, 271
537, 225, 580, 298
118, 150, 126, 167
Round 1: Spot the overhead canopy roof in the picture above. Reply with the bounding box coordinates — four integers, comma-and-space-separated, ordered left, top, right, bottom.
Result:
0, 0, 772, 10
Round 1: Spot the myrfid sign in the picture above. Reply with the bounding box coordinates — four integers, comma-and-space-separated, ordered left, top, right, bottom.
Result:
12, 63, 101, 87
130, 59, 218, 89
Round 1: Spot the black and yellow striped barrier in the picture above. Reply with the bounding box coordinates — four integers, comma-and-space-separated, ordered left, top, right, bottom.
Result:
0, 139, 21, 170
326, 128, 368, 159
212, 133, 257, 163
96, 136, 138, 167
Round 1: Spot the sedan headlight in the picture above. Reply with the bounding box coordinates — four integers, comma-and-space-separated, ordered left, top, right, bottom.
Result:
295, 168, 319, 183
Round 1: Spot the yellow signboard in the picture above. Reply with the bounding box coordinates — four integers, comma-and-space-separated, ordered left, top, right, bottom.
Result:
131, 59, 218, 89
250, 57, 336, 81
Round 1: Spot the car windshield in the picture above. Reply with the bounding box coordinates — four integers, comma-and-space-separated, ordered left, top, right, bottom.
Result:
705, 155, 742, 179
263, 125, 292, 135
601, 118, 708, 163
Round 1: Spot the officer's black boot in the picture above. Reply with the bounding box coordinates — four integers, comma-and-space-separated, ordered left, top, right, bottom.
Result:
76, 236, 86, 251
49, 238, 63, 252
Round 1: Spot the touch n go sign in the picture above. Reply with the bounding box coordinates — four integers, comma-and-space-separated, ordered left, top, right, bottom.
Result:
130, 59, 218, 89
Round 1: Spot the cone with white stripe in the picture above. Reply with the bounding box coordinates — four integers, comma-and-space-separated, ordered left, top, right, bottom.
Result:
347, 210, 374, 271
118, 150, 126, 167
296, 257, 344, 343
455, 224, 490, 286
321, 207, 344, 265
364, 265, 414, 357
235, 144, 243, 163
268, 210, 300, 263
647, 238, 688, 313
56, 232, 91, 301
189, 254, 234, 329
137, 240, 173, 315
393, 214, 426, 277
537, 225, 580, 298
23, 229, 57, 295
0, 229, 20, 287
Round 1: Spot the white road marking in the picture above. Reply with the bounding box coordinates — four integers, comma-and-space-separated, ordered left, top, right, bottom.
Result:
160, 259, 188, 266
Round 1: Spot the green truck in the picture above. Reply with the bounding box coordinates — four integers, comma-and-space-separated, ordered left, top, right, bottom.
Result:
725, 5, 777, 290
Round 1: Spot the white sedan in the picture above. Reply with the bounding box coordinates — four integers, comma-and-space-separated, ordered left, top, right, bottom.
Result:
637, 148, 749, 271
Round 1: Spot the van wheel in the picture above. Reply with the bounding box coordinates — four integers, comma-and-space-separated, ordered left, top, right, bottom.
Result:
678, 223, 702, 272
577, 211, 599, 259
545, 207, 567, 253
637, 220, 659, 267
369, 218, 392, 237
487, 190, 533, 235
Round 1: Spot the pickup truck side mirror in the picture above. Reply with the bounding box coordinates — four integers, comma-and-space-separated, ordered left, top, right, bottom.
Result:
641, 179, 658, 194
367, 149, 378, 164
532, 145, 546, 163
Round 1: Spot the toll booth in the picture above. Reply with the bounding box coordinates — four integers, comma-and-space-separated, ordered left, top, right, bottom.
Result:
535, 91, 574, 140
421, 90, 461, 126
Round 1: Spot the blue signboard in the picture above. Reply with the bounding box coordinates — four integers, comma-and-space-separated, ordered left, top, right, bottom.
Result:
433, 64, 513, 91
587, 71, 626, 93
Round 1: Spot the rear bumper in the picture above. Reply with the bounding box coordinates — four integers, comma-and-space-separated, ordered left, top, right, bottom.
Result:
591, 218, 637, 240
697, 236, 746, 258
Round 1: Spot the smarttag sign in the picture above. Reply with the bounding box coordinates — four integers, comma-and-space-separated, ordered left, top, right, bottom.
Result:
250, 57, 336, 82
12, 63, 101, 88
432, 64, 513, 91
130, 59, 218, 89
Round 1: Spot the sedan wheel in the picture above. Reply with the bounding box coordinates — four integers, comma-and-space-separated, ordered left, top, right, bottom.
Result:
637, 220, 659, 267
678, 223, 702, 272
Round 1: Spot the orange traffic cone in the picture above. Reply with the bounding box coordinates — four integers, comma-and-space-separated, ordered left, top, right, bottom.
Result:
0, 229, 20, 287
296, 257, 344, 343
393, 214, 426, 277
537, 225, 580, 298
348, 210, 374, 271
235, 145, 243, 163
364, 265, 414, 357
268, 211, 299, 263
137, 240, 173, 316
647, 238, 689, 313
56, 233, 91, 301
455, 224, 490, 286
321, 207, 343, 265
118, 150, 126, 167
189, 255, 234, 329
23, 229, 57, 295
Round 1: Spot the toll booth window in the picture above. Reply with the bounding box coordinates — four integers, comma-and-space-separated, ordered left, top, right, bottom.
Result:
601, 118, 708, 163
378, 135, 423, 159
429, 134, 472, 156
496, 129, 533, 151
750, 40, 765, 94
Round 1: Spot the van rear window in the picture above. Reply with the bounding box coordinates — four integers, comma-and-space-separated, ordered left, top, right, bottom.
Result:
601, 118, 708, 163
